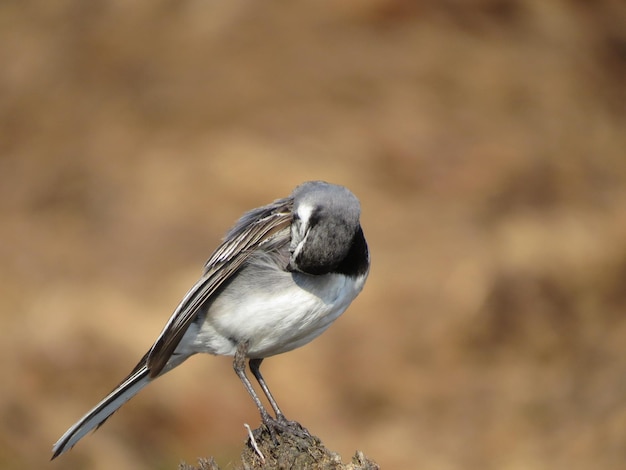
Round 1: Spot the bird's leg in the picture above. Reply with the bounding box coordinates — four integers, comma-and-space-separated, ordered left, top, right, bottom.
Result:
249, 357, 310, 438
248, 358, 284, 420
233, 342, 273, 426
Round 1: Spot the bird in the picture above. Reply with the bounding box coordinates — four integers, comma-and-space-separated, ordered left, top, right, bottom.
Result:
52, 180, 369, 459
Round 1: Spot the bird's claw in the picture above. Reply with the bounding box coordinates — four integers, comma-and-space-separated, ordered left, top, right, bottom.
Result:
261, 413, 311, 441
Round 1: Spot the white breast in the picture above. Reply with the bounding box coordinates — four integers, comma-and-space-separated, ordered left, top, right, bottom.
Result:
188, 270, 367, 359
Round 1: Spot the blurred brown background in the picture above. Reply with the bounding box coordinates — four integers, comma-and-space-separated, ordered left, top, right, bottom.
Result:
2, 1, 626, 469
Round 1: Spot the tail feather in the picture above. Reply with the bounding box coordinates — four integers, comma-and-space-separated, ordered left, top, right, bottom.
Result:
51, 365, 152, 459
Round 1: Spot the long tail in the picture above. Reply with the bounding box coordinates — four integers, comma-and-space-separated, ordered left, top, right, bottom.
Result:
51, 364, 152, 459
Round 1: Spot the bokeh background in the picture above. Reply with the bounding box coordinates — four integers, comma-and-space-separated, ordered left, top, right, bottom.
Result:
2, 1, 626, 469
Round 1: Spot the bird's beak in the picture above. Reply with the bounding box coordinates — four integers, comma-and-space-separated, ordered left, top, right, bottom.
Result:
286, 260, 297, 272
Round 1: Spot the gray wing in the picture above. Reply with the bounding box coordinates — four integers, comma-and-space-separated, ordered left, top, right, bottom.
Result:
146, 197, 293, 376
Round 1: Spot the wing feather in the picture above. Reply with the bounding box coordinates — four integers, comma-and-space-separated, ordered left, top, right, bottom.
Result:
146, 197, 293, 376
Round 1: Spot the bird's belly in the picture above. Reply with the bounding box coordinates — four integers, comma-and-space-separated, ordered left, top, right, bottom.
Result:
191, 272, 364, 358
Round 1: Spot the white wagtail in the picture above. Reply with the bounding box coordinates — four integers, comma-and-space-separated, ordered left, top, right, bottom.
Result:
52, 181, 369, 458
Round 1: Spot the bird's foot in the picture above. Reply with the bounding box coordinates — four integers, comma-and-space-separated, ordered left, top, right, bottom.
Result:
260, 413, 311, 440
